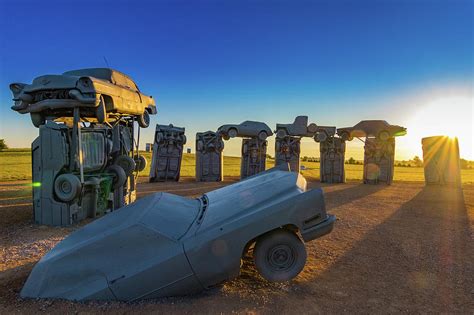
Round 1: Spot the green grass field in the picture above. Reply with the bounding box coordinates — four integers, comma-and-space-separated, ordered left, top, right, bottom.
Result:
1, 149, 473, 183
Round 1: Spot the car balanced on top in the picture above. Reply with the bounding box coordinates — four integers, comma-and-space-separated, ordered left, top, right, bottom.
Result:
9, 68, 156, 128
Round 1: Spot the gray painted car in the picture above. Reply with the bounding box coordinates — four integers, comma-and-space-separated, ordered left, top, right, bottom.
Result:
275, 116, 318, 138
218, 121, 273, 140
337, 120, 407, 141
21, 166, 335, 301
9, 68, 156, 128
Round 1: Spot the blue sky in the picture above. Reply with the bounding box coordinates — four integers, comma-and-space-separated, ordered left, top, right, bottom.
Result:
0, 0, 472, 159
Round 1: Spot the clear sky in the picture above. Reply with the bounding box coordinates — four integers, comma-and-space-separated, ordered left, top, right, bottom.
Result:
0, 0, 472, 159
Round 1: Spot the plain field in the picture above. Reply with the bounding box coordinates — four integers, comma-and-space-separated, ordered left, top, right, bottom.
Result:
1, 149, 473, 183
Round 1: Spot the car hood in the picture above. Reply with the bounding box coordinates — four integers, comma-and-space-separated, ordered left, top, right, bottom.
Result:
20, 74, 81, 92
21, 74, 110, 93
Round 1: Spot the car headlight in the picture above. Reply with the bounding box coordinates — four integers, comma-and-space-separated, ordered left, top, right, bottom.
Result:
78, 77, 92, 88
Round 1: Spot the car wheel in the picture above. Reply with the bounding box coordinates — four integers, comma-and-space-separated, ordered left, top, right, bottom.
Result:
106, 164, 127, 189
258, 131, 268, 141
30, 113, 45, 128
339, 131, 352, 141
134, 155, 147, 172
138, 110, 150, 128
378, 130, 390, 141
253, 229, 307, 282
114, 155, 136, 176
228, 128, 238, 138
276, 129, 287, 139
315, 132, 327, 143
54, 174, 81, 202
96, 96, 107, 124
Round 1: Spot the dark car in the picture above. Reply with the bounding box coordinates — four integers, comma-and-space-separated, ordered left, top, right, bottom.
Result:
218, 121, 273, 140
337, 120, 407, 141
20, 166, 335, 301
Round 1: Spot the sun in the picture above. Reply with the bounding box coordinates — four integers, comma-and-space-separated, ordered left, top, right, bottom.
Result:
400, 96, 473, 160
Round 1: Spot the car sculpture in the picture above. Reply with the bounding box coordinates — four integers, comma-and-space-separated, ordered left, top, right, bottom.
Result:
9, 68, 156, 128
218, 121, 273, 140
275, 116, 318, 138
337, 120, 407, 141
21, 166, 336, 301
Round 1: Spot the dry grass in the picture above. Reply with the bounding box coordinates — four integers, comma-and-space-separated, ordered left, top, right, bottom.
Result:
1, 149, 473, 184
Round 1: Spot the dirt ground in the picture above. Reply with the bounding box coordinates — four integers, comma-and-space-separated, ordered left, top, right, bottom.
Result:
0, 178, 473, 314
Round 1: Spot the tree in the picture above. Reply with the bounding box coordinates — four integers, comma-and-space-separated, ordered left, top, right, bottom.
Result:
347, 157, 356, 164
412, 156, 423, 167
0, 139, 8, 151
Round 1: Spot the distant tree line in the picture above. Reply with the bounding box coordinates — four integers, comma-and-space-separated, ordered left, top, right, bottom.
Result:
0, 139, 8, 151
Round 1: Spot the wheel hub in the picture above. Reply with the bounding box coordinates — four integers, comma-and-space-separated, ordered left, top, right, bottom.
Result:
268, 245, 295, 270
61, 181, 72, 193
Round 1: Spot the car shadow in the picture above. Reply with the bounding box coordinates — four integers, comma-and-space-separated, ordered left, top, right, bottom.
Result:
300, 185, 473, 313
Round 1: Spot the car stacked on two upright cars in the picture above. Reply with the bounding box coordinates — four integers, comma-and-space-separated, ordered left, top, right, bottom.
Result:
10, 68, 156, 128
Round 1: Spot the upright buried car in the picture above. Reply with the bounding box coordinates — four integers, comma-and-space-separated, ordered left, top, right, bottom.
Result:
21, 166, 335, 301
9, 68, 156, 128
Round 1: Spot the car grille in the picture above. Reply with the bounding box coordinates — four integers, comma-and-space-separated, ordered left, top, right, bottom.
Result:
32, 89, 72, 102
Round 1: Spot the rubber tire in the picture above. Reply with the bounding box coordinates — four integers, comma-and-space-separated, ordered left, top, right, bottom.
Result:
253, 229, 307, 282
54, 174, 81, 202
138, 110, 150, 128
96, 95, 107, 124
340, 131, 352, 141
378, 130, 390, 141
258, 131, 268, 141
114, 155, 136, 176
30, 113, 45, 128
228, 128, 238, 138
315, 132, 327, 143
181, 134, 187, 144
106, 164, 127, 189
134, 155, 147, 172
276, 129, 287, 139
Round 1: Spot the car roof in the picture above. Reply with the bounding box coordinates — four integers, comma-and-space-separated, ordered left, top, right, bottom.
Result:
63, 68, 134, 83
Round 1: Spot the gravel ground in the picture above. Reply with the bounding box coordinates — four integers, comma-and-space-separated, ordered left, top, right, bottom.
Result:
0, 178, 473, 314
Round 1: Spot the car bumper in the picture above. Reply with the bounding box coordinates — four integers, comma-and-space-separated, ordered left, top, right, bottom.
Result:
16, 98, 99, 114
301, 214, 336, 242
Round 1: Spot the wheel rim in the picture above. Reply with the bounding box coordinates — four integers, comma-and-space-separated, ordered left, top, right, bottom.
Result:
267, 245, 296, 271
228, 129, 237, 138
60, 181, 72, 194
379, 131, 390, 141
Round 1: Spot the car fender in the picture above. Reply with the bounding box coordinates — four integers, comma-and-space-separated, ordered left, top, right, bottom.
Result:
182, 187, 327, 288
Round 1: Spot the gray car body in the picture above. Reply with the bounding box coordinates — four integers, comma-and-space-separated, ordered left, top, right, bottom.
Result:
218, 121, 273, 138
275, 116, 318, 137
337, 120, 407, 139
21, 167, 335, 301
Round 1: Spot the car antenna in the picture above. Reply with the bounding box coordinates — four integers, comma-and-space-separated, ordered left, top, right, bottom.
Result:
103, 56, 110, 68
